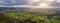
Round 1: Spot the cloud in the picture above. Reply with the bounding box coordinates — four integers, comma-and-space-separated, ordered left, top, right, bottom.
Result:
0, 0, 60, 8
56, 0, 60, 2
0, 0, 28, 6
27, 0, 40, 3
52, 3, 60, 8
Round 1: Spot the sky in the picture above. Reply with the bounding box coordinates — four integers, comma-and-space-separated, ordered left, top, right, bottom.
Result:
0, 0, 60, 8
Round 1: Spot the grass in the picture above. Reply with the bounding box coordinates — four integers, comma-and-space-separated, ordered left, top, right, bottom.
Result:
0, 11, 60, 23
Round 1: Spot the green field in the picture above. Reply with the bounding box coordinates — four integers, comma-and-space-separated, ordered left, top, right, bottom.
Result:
0, 11, 60, 23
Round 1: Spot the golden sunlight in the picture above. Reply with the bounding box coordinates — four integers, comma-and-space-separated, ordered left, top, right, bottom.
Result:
36, 2, 52, 8
39, 3, 49, 8
40, 3, 48, 6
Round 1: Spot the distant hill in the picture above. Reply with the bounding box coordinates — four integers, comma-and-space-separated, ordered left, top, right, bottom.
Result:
0, 7, 30, 12
0, 7, 60, 13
